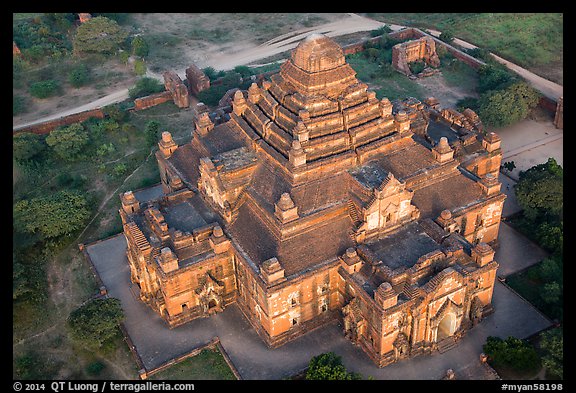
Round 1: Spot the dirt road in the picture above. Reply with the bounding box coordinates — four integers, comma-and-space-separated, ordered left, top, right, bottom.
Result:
14, 13, 562, 130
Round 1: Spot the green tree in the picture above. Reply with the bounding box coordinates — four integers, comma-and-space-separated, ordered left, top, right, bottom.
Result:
233, 65, 252, 79
477, 64, 516, 94
479, 82, 540, 127
13, 132, 46, 162
483, 336, 540, 373
73, 16, 128, 55
305, 352, 361, 380
29, 80, 60, 98
46, 123, 89, 160
67, 298, 124, 351
128, 77, 165, 99
515, 158, 563, 222
541, 282, 561, 304
145, 120, 162, 146
131, 36, 149, 57
13, 190, 91, 239
102, 103, 127, 122
540, 328, 563, 379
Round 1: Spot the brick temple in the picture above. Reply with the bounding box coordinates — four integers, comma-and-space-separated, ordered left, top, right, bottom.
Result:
120, 33, 505, 367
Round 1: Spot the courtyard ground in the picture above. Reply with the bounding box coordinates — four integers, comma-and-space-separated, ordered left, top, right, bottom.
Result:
85, 203, 552, 380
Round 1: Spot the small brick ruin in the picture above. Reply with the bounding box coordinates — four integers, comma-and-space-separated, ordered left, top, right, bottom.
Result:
78, 13, 92, 23
185, 63, 211, 96
392, 36, 441, 78
163, 71, 190, 109
554, 96, 563, 129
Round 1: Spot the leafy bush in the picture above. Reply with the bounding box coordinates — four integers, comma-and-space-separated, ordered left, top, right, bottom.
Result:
202, 66, 225, 82
29, 80, 60, 98
145, 120, 162, 146
305, 352, 362, 380
46, 123, 89, 160
13, 190, 91, 239
483, 336, 540, 373
466, 47, 491, 62
13, 95, 28, 116
131, 36, 149, 57
439, 30, 455, 44
409, 60, 426, 74
378, 35, 402, 50
133, 58, 147, 76
515, 157, 563, 224
102, 104, 127, 122
371, 25, 392, 37
128, 77, 164, 99
96, 143, 116, 157
111, 163, 128, 178
68, 63, 92, 87
455, 96, 480, 113
85, 361, 106, 376
477, 64, 517, 94
13, 133, 46, 162
478, 81, 540, 127
67, 298, 124, 351
540, 328, 563, 379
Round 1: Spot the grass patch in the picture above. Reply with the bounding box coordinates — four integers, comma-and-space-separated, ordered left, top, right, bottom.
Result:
150, 348, 236, 380
365, 13, 562, 82
440, 58, 479, 91
346, 53, 425, 101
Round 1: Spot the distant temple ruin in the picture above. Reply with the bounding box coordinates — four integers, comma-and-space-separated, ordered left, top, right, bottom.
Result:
392, 36, 441, 77
120, 34, 504, 368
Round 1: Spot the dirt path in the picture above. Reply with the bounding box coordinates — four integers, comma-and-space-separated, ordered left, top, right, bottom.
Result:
422, 28, 563, 100
14, 14, 562, 130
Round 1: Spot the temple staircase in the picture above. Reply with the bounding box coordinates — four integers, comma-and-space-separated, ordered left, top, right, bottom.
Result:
437, 336, 458, 354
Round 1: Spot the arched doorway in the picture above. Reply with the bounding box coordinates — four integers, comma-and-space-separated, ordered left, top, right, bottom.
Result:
208, 298, 218, 310
437, 312, 456, 340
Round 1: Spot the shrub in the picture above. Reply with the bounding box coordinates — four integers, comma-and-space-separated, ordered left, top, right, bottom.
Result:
85, 361, 106, 376
478, 82, 541, 127
131, 36, 149, 57
133, 58, 147, 76
483, 336, 540, 373
45, 123, 89, 160
128, 77, 164, 99
29, 80, 60, 99
409, 60, 426, 74
455, 96, 480, 113
477, 64, 516, 94
13, 190, 91, 239
13, 95, 28, 116
67, 298, 124, 351
13, 132, 46, 162
378, 35, 401, 50
306, 352, 361, 380
68, 63, 91, 87
102, 104, 127, 122
439, 30, 455, 44
540, 328, 563, 379
112, 163, 128, 178
96, 143, 116, 157
144, 120, 162, 146
371, 25, 392, 37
